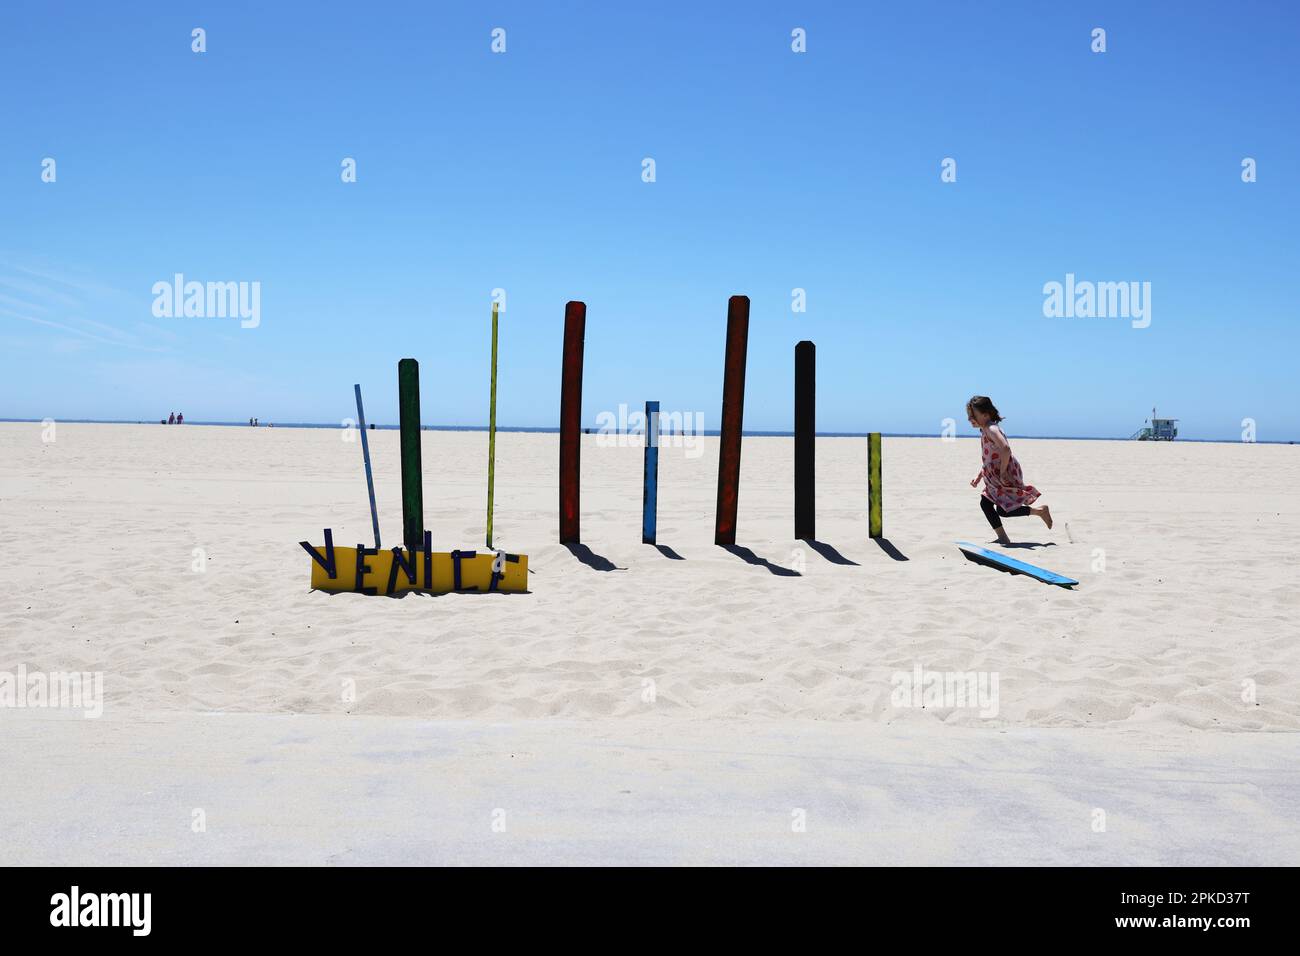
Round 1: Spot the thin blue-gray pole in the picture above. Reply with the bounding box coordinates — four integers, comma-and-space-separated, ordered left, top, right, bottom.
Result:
354, 383, 381, 549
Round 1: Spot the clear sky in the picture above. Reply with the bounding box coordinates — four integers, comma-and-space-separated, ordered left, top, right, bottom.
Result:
1, 1, 1296, 440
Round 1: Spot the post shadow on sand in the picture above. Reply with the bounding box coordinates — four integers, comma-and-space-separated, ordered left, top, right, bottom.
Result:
799, 539, 859, 566
873, 538, 909, 562
722, 544, 801, 577
565, 542, 625, 571
650, 544, 685, 560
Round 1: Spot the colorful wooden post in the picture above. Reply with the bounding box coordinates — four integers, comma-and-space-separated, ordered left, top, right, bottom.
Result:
397, 358, 424, 552
486, 302, 499, 549
642, 400, 660, 544
714, 295, 750, 546
559, 301, 586, 544
794, 341, 815, 540
868, 432, 882, 539
354, 383, 381, 549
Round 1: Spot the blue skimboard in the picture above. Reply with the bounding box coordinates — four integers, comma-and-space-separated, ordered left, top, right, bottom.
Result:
955, 541, 1078, 588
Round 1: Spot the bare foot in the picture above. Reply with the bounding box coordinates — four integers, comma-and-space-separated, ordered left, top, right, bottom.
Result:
1036, 505, 1053, 529
990, 531, 1011, 546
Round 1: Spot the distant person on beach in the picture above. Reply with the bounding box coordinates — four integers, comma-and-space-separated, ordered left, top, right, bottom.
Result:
176, 412, 183, 424
967, 395, 1051, 544
168, 412, 175, 425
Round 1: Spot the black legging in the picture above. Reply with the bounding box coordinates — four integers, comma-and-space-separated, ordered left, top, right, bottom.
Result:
981, 496, 1030, 529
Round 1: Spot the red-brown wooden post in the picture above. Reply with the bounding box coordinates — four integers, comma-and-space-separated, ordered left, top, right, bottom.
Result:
559, 301, 586, 543
714, 295, 750, 545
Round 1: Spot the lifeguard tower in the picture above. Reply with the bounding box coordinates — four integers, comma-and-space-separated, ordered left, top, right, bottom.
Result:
1131, 407, 1178, 441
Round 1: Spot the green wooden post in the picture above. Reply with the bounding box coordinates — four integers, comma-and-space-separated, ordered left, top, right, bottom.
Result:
868, 432, 882, 539
398, 358, 424, 552
486, 303, 499, 549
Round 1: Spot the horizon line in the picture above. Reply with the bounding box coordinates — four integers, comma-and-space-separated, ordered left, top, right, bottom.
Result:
2, 418, 1294, 445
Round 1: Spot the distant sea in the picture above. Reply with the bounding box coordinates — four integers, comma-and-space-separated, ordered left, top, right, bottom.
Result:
2, 419, 1295, 444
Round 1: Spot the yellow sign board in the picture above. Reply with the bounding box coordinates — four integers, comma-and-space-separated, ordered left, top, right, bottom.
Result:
300, 531, 527, 594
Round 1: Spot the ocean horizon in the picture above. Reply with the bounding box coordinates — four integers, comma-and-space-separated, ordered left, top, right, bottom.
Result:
3, 418, 1294, 445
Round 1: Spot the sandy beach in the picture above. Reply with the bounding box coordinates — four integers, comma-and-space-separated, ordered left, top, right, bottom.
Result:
4, 423, 1297, 726
2, 422, 1298, 863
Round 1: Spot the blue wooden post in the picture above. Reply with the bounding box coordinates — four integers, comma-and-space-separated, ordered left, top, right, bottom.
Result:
642, 400, 660, 544
354, 384, 381, 549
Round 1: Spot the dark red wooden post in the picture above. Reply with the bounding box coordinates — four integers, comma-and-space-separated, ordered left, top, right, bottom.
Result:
559, 301, 586, 544
714, 295, 750, 546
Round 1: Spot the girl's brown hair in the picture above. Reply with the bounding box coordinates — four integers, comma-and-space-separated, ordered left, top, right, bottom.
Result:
966, 395, 1003, 424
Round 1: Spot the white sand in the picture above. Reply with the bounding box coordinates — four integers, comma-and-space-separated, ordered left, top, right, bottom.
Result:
4, 423, 1296, 727
2, 423, 1297, 863
5, 712, 1298, 865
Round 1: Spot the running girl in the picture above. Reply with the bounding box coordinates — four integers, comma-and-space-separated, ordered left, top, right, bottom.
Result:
967, 395, 1051, 544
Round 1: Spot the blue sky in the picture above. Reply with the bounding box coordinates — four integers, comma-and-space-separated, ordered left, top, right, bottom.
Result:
1, 1, 1296, 440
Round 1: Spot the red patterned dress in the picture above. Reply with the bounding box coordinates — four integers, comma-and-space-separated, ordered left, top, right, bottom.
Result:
981, 426, 1040, 512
